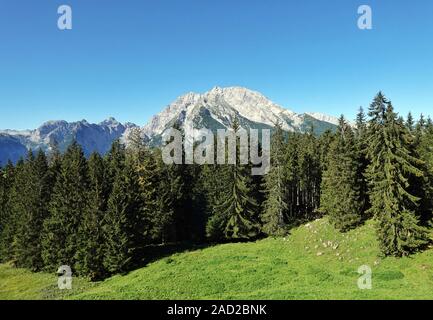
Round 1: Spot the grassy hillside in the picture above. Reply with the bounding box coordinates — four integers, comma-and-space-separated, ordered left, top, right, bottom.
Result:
0, 264, 95, 300
1, 217, 433, 300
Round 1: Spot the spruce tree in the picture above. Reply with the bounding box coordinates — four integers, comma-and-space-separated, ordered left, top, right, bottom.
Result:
156, 124, 199, 243
261, 123, 289, 236
106, 140, 127, 187
103, 156, 142, 274
217, 119, 259, 240
321, 116, 362, 231
6, 158, 27, 264
317, 129, 335, 173
297, 131, 321, 220
42, 142, 89, 271
203, 163, 227, 241
354, 106, 370, 214
128, 132, 162, 244
162, 124, 197, 242
14, 150, 51, 270
0, 161, 15, 262
415, 114, 426, 146
415, 118, 433, 223
406, 112, 415, 132
366, 93, 428, 256
285, 133, 300, 221
0, 168, 5, 254
75, 153, 108, 280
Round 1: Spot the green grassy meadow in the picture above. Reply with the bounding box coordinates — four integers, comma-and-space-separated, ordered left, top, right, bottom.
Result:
1, 217, 433, 300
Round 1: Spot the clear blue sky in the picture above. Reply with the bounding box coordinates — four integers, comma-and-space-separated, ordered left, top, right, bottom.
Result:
1, 0, 433, 130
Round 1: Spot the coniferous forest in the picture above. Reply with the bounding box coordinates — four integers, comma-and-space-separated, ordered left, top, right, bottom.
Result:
1, 93, 433, 281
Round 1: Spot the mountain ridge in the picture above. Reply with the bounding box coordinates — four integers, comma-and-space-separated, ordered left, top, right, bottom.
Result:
0, 87, 340, 165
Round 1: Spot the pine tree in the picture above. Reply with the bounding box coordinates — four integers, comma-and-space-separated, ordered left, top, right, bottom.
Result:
366, 93, 428, 256
317, 129, 335, 173
203, 163, 227, 241
128, 132, 162, 244
0, 168, 5, 254
42, 142, 89, 271
75, 153, 108, 280
354, 106, 370, 214
103, 155, 142, 274
217, 119, 259, 240
415, 118, 433, 223
14, 150, 51, 270
0, 161, 15, 262
155, 155, 177, 244
284, 133, 300, 221
321, 116, 363, 231
162, 124, 198, 242
47, 141, 62, 178
105, 140, 127, 186
427, 117, 433, 129
154, 124, 200, 243
415, 114, 426, 146
406, 112, 415, 132
261, 123, 289, 236
187, 164, 208, 242
6, 158, 28, 265
416, 114, 426, 132
297, 131, 321, 220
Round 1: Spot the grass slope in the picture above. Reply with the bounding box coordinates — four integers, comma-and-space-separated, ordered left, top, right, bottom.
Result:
1, 217, 433, 300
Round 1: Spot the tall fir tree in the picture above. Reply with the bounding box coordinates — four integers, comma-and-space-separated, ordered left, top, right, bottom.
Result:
317, 129, 335, 173
284, 133, 300, 221
321, 116, 363, 231
297, 131, 321, 220
203, 163, 228, 241
14, 150, 51, 270
157, 123, 202, 243
0, 161, 15, 262
5, 158, 27, 264
217, 119, 259, 240
0, 167, 6, 258
406, 112, 415, 132
415, 118, 433, 223
75, 153, 108, 279
414, 114, 426, 146
155, 150, 177, 244
354, 106, 370, 214
105, 140, 127, 187
127, 128, 167, 244
366, 93, 429, 256
261, 122, 289, 236
103, 147, 143, 274
42, 142, 89, 271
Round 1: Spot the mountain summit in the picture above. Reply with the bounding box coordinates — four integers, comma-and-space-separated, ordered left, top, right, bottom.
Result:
0, 87, 339, 165
140, 86, 338, 142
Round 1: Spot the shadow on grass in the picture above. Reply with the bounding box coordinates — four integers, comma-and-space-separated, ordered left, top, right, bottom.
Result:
131, 242, 213, 272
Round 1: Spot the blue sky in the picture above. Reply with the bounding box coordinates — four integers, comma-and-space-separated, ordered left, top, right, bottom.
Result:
0, 0, 432, 130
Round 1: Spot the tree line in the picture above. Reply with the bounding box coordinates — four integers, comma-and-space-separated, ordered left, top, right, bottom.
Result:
0, 93, 432, 280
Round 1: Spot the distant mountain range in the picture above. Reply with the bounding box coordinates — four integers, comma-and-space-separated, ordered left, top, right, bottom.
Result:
0, 118, 137, 165
0, 87, 339, 165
